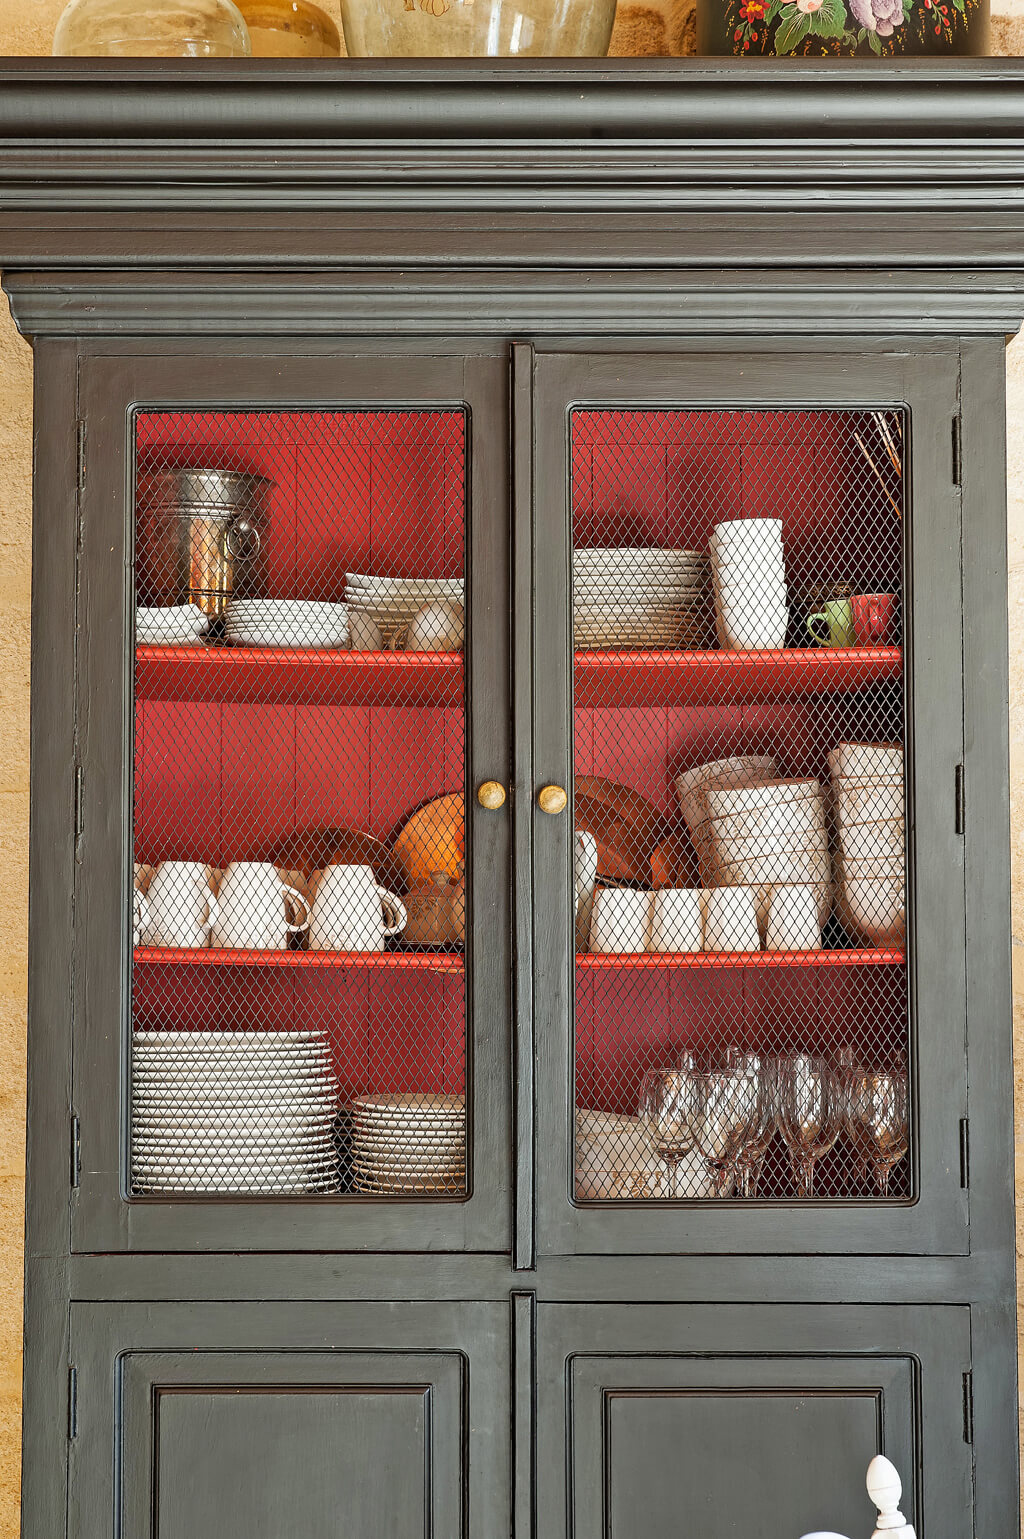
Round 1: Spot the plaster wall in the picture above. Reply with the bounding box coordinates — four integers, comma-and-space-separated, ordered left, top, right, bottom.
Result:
0, 3, 1022, 1532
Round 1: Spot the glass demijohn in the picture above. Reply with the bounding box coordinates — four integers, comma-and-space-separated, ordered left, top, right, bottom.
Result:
53, 0, 252, 56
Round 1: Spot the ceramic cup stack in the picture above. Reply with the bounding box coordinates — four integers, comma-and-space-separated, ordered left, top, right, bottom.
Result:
344, 573, 464, 650
136, 604, 209, 645
572, 547, 713, 648
574, 1108, 713, 1199
710, 518, 789, 650
829, 741, 905, 946
130, 1030, 340, 1194
224, 599, 349, 648
348, 1093, 466, 1194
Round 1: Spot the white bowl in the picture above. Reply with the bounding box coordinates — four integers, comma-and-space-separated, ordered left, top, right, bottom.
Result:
836, 875, 905, 945
828, 742, 903, 780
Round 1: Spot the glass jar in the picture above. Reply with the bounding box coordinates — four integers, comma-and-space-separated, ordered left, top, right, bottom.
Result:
339, 0, 614, 54
236, 0, 342, 54
53, 0, 252, 55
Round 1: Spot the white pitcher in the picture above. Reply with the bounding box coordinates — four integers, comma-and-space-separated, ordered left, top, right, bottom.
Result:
212, 862, 310, 951
309, 863, 407, 953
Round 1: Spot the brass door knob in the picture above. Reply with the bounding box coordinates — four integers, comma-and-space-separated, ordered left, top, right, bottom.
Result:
538, 784, 568, 815
477, 781, 507, 810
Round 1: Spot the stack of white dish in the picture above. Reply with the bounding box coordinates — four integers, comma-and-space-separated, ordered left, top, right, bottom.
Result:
710, 518, 789, 650
829, 742, 905, 946
136, 605, 208, 645
575, 1108, 713, 1199
573, 547, 712, 649
224, 599, 349, 649
345, 574, 464, 649
349, 1093, 465, 1194
130, 1031, 340, 1194
675, 756, 831, 935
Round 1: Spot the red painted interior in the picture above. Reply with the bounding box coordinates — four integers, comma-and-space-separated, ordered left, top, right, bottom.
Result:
133, 406, 906, 1122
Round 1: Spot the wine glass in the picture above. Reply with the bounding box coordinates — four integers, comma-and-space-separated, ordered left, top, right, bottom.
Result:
640, 1067, 703, 1199
725, 1050, 778, 1198
694, 1068, 759, 1198
847, 1067, 909, 1196
775, 1053, 840, 1198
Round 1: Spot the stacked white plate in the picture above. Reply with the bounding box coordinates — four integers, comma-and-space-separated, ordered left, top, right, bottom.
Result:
829, 742, 905, 946
573, 547, 712, 648
575, 1108, 713, 1200
345, 574, 464, 646
136, 605, 209, 645
131, 1031, 340, 1193
710, 519, 789, 650
224, 599, 349, 649
349, 1093, 465, 1194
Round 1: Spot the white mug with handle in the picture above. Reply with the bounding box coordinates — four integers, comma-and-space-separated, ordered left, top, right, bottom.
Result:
308, 863, 407, 953
211, 862, 310, 951
139, 860, 219, 949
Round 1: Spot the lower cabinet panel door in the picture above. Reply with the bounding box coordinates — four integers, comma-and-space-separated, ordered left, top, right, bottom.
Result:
537, 1304, 972, 1539
68, 1301, 509, 1539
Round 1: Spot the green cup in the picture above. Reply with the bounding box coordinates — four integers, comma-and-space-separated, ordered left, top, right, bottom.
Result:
806, 598, 855, 648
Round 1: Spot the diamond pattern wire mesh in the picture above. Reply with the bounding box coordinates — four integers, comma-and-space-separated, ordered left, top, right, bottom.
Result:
131, 410, 468, 1197
571, 408, 909, 1203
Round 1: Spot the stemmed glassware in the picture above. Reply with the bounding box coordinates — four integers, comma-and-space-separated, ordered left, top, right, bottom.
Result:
694, 1068, 760, 1198
775, 1053, 841, 1198
725, 1050, 778, 1198
845, 1066, 909, 1196
640, 1065, 702, 1199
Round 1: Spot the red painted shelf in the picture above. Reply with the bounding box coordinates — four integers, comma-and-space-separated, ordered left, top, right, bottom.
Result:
576, 949, 904, 970
134, 946, 464, 974
135, 644, 899, 708
574, 646, 901, 707
135, 645, 464, 706
134, 946, 898, 975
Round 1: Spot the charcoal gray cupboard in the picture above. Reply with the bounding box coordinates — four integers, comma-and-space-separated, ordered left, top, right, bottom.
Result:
0, 59, 1020, 1539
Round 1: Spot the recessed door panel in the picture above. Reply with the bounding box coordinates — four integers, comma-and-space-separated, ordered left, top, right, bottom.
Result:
69, 1301, 507, 1539
537, 1303, 973, 1539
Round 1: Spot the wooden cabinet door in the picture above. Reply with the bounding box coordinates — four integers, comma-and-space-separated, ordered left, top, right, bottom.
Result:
536, 1302, 973, 1539
69, 1299, 508, 1539
528, 345, 971, 1257
71, 348, 511, 1254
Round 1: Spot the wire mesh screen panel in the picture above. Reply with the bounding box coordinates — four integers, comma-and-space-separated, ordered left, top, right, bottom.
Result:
571, 407, 908, 1203
131, 410, 468, 1197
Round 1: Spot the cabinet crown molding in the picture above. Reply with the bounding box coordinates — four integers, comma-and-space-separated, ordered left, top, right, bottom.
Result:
2, 61, 1024, 284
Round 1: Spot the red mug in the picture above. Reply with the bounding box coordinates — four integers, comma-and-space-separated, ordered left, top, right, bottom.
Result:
851, 593, 896, 645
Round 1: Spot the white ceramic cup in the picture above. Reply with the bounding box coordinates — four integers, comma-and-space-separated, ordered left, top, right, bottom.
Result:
765, 884, 822, 951
211, 862, 310, 951
589, 886, 653, 954
574, 831, 599, 953
649, 887, 704, 953
348, 612, 383, 651
308, 863, 407, 952
702, 886, 761, 952
139, 861, 219, 949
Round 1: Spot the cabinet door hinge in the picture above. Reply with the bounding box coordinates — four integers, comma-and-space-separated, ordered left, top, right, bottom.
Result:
952, 414, 962, 487
959, 1117, 970, 1189
76, 419, 87, 497
67, 1365, 78, 1441
74, 764, 84, 857
955, 763, 966, 837
962, 1369, 974, 1444
70, 1113, 80, 1189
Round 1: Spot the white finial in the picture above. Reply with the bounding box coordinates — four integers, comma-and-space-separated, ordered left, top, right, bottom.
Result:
866, 1456, 916, 1539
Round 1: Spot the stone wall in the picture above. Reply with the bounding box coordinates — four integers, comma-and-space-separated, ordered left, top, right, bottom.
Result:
0, 5, 1021, 1532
